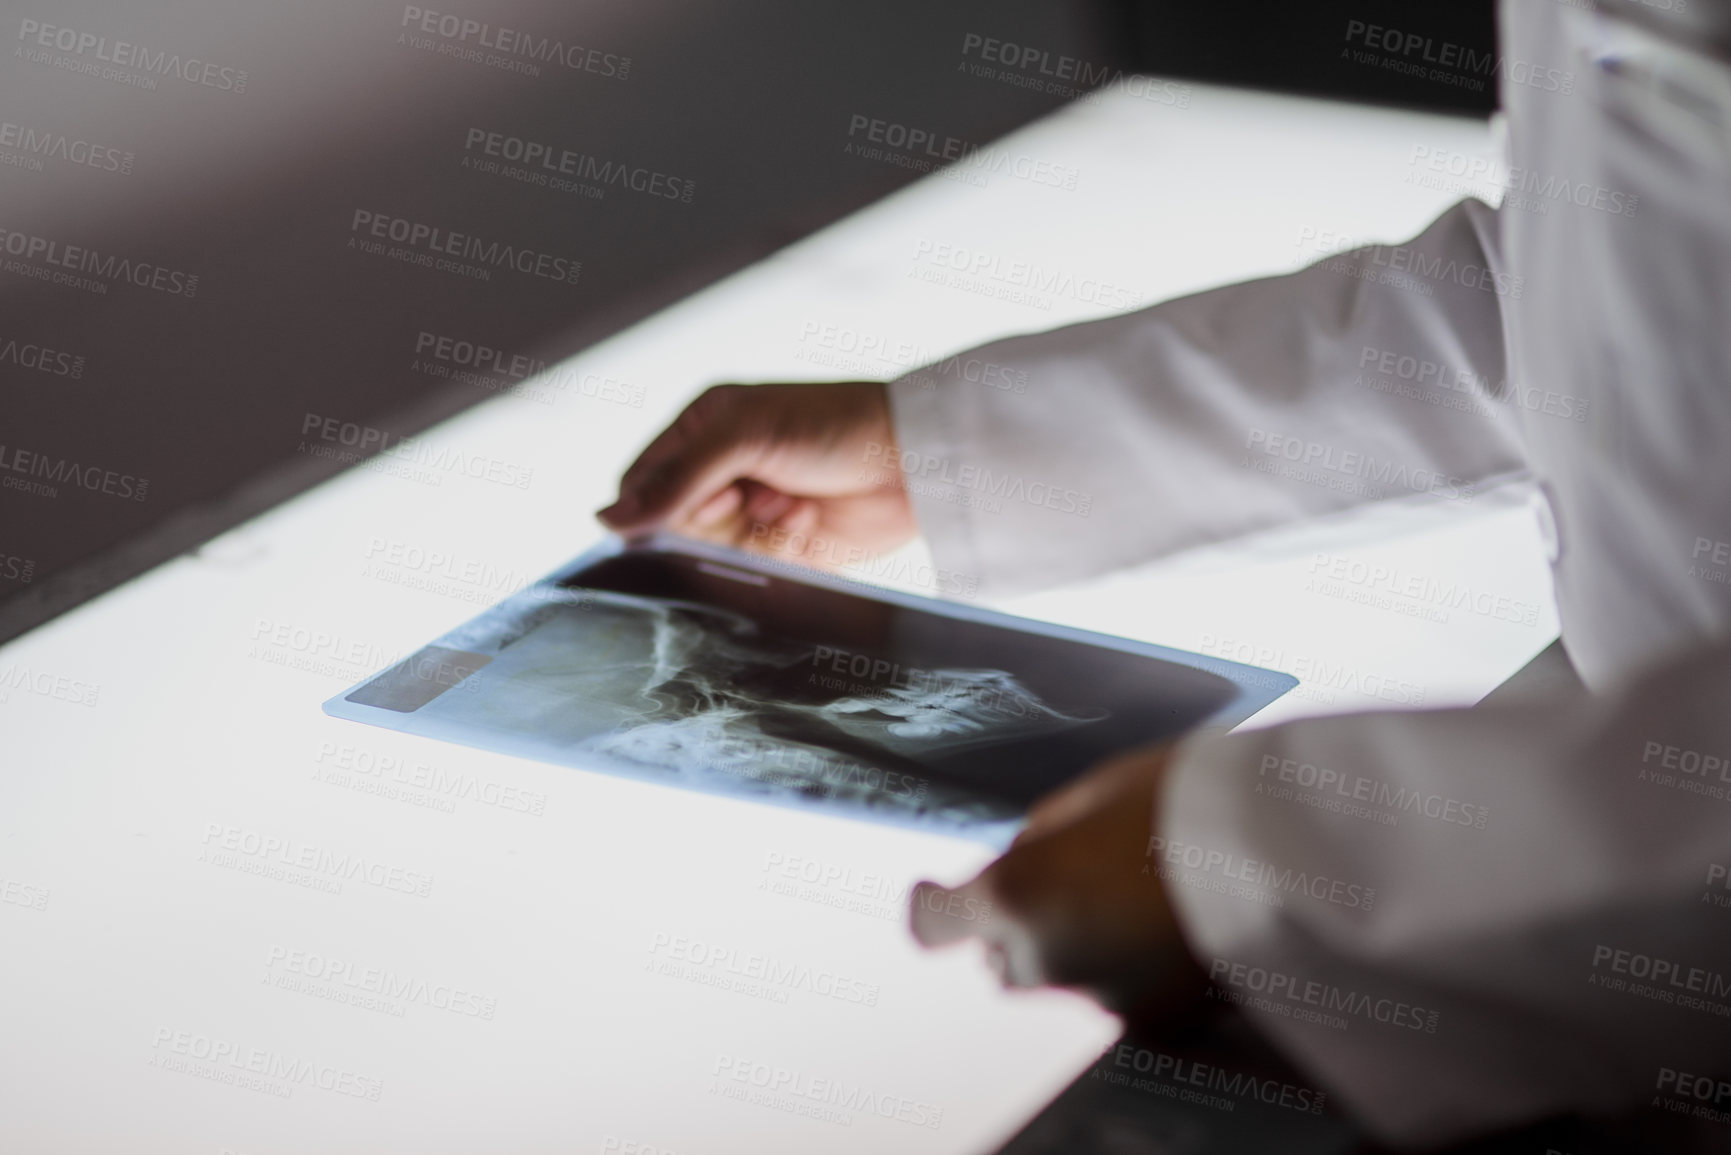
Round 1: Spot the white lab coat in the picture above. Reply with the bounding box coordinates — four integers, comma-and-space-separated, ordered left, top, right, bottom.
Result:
888, 0, 1731, 1145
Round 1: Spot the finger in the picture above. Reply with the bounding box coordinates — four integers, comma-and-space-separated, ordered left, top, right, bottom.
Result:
735, 498, 821, 559
616, 427, 690, 495
648, 509, 756, 553
600, 386, 750, 529
602, 421, 697, 522
741, 484, 797, 528
598, 455, 685, 529
909, 880, 988, 949
994, 923, 1053, 989
617, 384, 746, 489
912, 880, 1053, 989
601, 437, 764, 535
689, 483, 743, 529
774, 501, 822, 556
642, 490, 811, 555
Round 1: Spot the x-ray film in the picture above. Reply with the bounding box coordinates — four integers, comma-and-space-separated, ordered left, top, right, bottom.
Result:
324, 534, 1296, 844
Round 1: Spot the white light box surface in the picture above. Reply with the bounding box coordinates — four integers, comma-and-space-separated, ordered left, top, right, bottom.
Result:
0, 80, 1551, 1154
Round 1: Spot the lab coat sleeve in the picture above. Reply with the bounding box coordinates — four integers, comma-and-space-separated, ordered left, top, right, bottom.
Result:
1157, 637, 1731, 1146
886, 199, 1528, 598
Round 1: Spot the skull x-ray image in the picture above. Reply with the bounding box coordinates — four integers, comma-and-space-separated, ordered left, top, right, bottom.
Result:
326, 536, 1294, 842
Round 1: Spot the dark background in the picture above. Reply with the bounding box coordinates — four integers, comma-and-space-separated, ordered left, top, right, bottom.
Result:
0, 0, 1495, 644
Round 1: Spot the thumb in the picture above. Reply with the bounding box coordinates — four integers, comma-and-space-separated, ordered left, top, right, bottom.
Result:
911, 878, 1049, 988
910, 878, 993, 949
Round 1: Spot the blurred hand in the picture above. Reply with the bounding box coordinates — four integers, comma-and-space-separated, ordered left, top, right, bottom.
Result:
596, 381, 915, 566
910, 744, 1210, 1026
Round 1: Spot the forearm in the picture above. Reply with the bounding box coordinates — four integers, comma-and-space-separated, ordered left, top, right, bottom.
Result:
888, 199, 1528, 598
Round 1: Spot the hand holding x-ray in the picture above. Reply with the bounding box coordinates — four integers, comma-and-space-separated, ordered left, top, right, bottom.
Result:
910, 743, 1211, 1025
598, 381, 916, 565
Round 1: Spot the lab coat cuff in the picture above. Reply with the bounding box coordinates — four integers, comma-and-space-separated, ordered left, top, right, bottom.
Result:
1157, 726, 1361, 1110
885, 370, 989, 594
1157, 725, 1287, 966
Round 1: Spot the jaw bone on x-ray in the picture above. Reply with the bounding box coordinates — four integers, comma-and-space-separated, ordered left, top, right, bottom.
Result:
325, 535, 1294, 844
